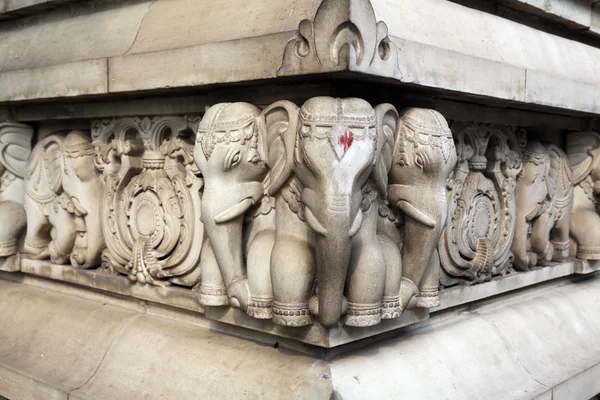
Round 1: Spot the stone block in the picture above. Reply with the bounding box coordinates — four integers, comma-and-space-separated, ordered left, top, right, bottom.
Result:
0, 60, 108, 102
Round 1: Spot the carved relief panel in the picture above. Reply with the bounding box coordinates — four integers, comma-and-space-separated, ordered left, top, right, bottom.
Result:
439, 123, 524, 285
93, 117, 203, 285
567, 131, 600, 260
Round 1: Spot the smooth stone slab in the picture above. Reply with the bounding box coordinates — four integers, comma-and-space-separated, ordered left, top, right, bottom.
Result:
0, 255, 19, 272
20, 259, 205, 314
496, 0, 592, 29
18, 259, 428, 348
0, 279, 138, 400
436, 260, 577, 312
3, 273, 600, 399
0, 60, 107, 102
574, 259, 600, 274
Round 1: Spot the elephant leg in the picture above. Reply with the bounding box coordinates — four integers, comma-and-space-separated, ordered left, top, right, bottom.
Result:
399, 219, 442, 311
379, 232, 402, 319
47, 206, 77, 265
530, 213, 554, 266
417, 248, 441, 308
512, 218, 537, 271
271, 205, 315, 327
550, 209, 571, 262
0, 201, 27, 257
570, 208, 600, 260
246, 229, 275, 319
199, 239, 229, 306
344, 205, 385, 327
23, 198, 51, 259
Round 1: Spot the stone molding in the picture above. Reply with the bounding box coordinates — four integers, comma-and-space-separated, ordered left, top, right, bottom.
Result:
0, 99, 599, 346
1, 0, 600, 115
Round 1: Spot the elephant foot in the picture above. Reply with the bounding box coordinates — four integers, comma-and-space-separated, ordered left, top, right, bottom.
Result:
273, 301, 313, 327
199, 285, 229, 306
49, 241, 72, 265
381, 295, 401, 320
247, 297, 273, 319
416, 289, 440, 308
576, 245, 600, 260
399, 278, 419, 311
537, 242, 554, 266
551, 240, 570, 262
226, 278, 251, 311
0, 241, 18, 258
24, 239, 50, 260
344, 302, 382, 327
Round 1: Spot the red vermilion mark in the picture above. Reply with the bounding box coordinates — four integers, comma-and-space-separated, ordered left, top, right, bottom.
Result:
338, 129, 353, 153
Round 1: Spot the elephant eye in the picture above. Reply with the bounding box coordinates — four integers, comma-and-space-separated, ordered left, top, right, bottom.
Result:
415, 154, 425, 169
224, 149, 242, 171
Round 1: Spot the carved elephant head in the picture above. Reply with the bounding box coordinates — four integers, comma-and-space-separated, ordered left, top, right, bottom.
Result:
24, 130, 105, 267
388, 108, 457, 310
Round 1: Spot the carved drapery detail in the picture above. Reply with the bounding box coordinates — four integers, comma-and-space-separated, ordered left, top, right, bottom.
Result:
93, 116, 203, 286
439, 123, 524, 285
278, 0, 401, 78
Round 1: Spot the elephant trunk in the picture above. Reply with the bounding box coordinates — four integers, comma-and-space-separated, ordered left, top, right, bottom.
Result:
306, 191, 362, 328
70, 188, 105, 268
315, 233, 352, 328
201, 182, 262, 309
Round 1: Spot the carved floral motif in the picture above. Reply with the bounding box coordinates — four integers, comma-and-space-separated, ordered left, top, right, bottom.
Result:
439, 123, 524, 285
93, 116, 203, 286
278, 0, 401, 78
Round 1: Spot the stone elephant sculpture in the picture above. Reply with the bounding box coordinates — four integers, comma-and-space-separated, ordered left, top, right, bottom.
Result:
0, 122, 33, 263
567, 131, 600, 260
23, 130, 105, 268
512, 140, 573, 271
388, 108, 457, 310
194, 102, 282, 319
265, 97, 398, 328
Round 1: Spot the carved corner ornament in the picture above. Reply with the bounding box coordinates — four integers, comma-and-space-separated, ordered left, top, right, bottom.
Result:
277, 0, 402, 79
438, 123, 525, 285
567, 131, 600, 260
0, 122, 32, 265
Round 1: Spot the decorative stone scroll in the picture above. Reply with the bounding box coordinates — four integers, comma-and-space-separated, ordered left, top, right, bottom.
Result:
567, 131, 600, 260
92, 116, 203, 286
439, 123, 524, 285
0, 122, 32, 270
278, 0, 401, 78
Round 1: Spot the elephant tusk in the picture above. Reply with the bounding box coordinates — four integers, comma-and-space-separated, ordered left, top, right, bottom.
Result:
214, 198, 255, 224
304, 207, 328, 236
396, 200, 436, 228
348, 211, 363, 238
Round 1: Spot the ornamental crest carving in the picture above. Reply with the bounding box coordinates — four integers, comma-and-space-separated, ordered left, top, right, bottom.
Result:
438, 123, 525, 285
93, 116, 203, 286
277, 0, 401, 78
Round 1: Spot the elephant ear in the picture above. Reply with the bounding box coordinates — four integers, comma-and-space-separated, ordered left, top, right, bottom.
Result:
42, 136, 66, 195
567, 132, 600, 184
258, 100, 300, 196
547, 145, 572, 198
0, 122, 33, 179
371, 103, 399, 196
